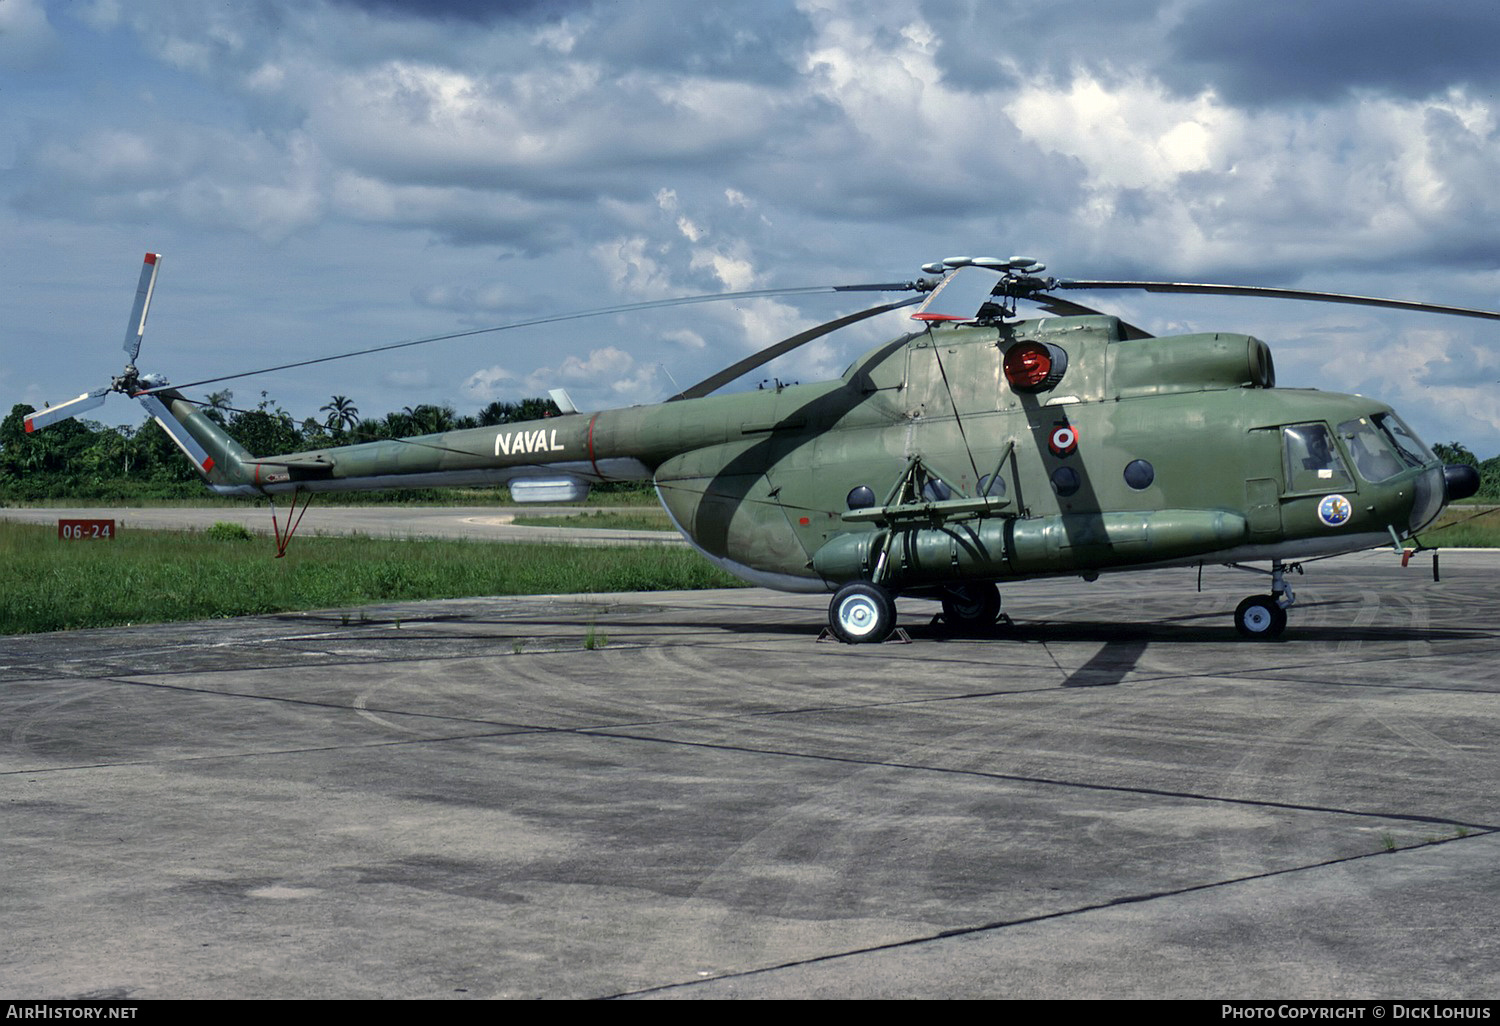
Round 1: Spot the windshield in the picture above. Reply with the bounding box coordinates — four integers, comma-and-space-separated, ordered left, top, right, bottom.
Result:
1338, 413, 1433, 483
1374, 412, 1433, 467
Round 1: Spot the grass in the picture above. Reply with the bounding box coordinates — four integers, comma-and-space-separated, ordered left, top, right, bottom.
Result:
1415, 505, 1500, 548
510, 509, 675, 532
0, 520, 743, 636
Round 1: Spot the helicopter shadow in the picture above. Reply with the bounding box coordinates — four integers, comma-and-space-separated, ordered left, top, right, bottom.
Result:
912, 615, 1483, 647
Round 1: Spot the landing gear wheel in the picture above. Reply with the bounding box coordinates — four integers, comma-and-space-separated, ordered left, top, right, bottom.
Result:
1234, 595, 1287, 639
829, 582, 897, 644
939, 582, 1002, 632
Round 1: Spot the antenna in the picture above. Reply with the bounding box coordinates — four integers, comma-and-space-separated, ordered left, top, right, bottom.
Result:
658, 362, 682, 395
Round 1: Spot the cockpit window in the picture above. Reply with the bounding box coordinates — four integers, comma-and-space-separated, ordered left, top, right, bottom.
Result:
1374, 412, 1432, 468
1283, 422, 1354, 493
1339, 416, 1405, 483
1338, 413, 1433, 483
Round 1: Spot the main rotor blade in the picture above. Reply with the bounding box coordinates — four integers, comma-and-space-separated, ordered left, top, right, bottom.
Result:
123, 252, 162, 363
1029, 293, 1153, 339
147, 282, 930, 395
1054, 279, 1500, 321
23, 388, 109, 433
832, 281, 935, 292
668, 297, 923, 401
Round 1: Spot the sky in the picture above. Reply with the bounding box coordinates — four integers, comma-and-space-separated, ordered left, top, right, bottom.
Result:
3, 0, 1500, 454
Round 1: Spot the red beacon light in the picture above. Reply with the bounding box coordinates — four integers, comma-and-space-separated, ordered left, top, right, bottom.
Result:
1003, 340, 1068, 392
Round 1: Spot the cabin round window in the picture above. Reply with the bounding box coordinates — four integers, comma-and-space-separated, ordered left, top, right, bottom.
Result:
1050, 466, 1081, 497
922, 478, 951, 502
1123, 459, 1155, 490
977, 474, 1007, 498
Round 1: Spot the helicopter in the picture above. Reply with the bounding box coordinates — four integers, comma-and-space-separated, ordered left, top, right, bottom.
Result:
23, 252, 1488, 643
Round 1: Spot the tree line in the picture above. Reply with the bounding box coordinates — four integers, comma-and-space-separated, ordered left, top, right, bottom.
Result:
1432, 442, 1500, 501
0, 392, 560, 501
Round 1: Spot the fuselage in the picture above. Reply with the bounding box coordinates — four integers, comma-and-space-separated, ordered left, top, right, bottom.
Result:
174, 313, 1451, 593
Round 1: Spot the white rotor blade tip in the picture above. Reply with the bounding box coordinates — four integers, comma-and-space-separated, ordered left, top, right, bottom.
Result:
123, 252, 162, 363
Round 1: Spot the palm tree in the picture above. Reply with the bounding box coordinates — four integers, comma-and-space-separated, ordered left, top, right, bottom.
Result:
321, 395, 360, 436
402, 404, 455, 435
205, 390, 234, 426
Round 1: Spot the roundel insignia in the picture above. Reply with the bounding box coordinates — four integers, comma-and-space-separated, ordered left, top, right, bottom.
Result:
1048, 424, 1078, 457
1317, 494, 1353, 527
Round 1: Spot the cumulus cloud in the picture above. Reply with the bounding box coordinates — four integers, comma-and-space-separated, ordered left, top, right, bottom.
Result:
461, 364, 515, 401
520, 345, 663, 404
7, 0, 1500, 453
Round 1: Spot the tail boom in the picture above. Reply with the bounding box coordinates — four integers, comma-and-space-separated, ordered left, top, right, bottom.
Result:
154, 400, 655, 500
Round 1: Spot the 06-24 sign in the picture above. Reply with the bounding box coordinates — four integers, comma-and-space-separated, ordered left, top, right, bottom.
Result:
58, 519, 115, 540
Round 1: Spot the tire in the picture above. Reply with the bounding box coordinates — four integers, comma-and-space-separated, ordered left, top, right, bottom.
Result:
828, 582, 897, 644
1235, 595, 1287, 639
939, 582, 1001, 631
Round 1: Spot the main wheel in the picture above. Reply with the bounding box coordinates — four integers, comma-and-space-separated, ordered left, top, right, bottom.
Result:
1234, 595, 1287, 639
828, 581, 897, 644
939, 582, 1002, 632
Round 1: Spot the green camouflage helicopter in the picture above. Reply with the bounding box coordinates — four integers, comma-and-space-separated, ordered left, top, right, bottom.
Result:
25, 253, 1487, 642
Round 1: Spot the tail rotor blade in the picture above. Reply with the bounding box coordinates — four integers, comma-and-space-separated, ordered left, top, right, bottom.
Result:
123, 252, 162, 364
23, 388, 109, 433
136, 394, 215, 474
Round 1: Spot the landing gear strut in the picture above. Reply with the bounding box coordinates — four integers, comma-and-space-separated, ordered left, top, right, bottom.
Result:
1229, 559, 1300, 640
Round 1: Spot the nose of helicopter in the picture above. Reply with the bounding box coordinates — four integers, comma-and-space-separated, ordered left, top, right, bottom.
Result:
1405, 462, 1480, 535
1444, 464, 1481, 502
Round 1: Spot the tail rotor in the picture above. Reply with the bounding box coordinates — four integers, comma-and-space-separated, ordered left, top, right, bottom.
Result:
23, 252, 165, 434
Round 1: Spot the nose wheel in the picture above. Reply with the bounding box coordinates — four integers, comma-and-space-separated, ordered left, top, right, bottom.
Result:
1229, 559, 1299, 640
1234, 595, 1287, 639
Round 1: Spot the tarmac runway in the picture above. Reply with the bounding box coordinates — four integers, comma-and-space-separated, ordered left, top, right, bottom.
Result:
3, 546, 1498, 999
